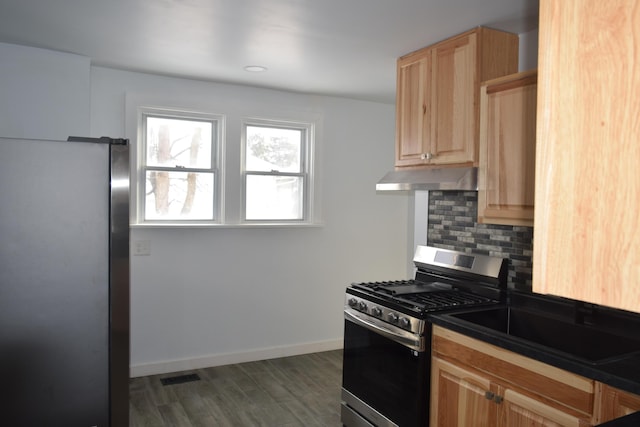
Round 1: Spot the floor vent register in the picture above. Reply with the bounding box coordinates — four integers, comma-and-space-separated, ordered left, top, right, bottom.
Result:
160, 373, 201, 386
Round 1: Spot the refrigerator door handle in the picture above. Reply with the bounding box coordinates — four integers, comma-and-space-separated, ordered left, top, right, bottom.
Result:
67, 136, 129, 145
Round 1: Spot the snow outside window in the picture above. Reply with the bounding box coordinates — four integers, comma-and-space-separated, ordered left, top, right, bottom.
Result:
139, 110, 221, 223
242, 120, 312, 222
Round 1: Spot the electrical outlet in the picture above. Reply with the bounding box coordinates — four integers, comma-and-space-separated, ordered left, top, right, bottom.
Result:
133, 240, 151, 256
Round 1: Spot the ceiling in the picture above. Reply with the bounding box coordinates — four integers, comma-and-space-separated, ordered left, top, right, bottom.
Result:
0, 0, 539, 104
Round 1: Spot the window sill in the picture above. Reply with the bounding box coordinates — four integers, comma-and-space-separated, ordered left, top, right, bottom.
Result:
130, 221, 324, 229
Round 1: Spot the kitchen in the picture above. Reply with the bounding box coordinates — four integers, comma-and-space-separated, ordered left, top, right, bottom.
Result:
1, 0, 638, 426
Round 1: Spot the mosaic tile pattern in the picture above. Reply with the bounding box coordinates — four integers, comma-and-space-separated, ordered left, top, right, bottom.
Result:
427, 191, 533, 290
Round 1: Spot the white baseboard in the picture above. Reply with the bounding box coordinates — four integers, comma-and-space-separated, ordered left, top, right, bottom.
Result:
130, 338, 343, 378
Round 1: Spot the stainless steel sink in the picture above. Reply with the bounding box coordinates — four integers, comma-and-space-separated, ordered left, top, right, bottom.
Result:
446, 307, 640, 364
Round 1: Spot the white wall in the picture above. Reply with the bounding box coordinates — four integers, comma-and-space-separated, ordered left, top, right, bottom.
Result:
90, 67, 410, 376
518, 28, 539, 71
0, 43, 90, 139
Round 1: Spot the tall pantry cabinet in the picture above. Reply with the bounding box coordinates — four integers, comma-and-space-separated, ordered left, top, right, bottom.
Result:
533, 0, 640, 312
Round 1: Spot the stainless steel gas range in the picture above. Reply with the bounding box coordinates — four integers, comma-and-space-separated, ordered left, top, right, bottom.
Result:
341, 245, 508, 427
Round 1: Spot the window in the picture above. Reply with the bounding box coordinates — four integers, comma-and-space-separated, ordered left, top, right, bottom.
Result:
242, 120, 312, 222
138, 108, 222, 223
130, 100, 320, 227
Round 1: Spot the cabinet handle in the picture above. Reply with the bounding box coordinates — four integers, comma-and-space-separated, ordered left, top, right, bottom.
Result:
494, 395, 504, 404
420, 152, 433, 160
485, 391, 495, 400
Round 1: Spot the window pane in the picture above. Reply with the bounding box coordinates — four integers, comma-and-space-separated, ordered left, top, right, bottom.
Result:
145, 171, 214, 220
246, 126, 302, 172
146, 116, 213, 169
245, 175, 303, 220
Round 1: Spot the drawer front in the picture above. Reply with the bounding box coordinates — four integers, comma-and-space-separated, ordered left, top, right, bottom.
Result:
432, 326, 595, 416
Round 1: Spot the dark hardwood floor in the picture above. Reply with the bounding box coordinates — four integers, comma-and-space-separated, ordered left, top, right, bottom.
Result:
129, 350, 344, 427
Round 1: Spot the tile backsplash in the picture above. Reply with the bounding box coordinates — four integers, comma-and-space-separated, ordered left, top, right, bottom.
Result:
427, 191, 533, 290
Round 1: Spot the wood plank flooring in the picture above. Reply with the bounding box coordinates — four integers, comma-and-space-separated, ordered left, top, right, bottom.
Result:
129, 350, 344, 427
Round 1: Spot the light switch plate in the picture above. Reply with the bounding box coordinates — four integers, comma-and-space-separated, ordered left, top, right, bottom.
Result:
133, 240, 151, 256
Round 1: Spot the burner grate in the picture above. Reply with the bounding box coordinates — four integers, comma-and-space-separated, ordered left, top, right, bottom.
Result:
349, 278, 500, 316
397, 290, 496, 312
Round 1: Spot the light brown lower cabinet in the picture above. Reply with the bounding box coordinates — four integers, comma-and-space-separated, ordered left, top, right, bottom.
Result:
594, 383, 640, 424
431, 356, 592, 426
431, 357, 497, 426
430, 326, 640, 426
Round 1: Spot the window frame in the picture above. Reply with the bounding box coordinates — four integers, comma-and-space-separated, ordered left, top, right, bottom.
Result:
136, 107, 224, 225
241, 118, 314, 224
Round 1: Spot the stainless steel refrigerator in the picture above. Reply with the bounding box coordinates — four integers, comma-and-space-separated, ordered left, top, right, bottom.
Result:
0, 136, 130, 427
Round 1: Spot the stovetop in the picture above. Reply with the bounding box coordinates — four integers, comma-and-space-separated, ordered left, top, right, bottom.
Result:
347, 279, 500, 318
345, 246, 508, 321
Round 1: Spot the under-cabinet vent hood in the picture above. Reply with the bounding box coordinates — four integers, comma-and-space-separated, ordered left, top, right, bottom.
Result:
376, 167, 477, 191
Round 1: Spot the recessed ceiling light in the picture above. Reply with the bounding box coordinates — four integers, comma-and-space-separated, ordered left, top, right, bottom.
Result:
244, 65, 268, 73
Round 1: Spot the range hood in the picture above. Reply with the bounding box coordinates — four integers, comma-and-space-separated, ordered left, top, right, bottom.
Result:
376, 167, 478, 191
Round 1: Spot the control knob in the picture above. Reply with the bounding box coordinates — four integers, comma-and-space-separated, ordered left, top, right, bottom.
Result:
399, 317, 411, 329
348, 298, 358, 308
387, 312, 399, 324
358, 301, 368, 312
372, 307, 383, 317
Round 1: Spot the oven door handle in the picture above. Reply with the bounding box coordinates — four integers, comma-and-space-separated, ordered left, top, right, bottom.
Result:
344, 309, 424, 352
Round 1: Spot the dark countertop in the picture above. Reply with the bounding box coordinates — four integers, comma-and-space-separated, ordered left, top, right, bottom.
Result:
428, 290, 640, 426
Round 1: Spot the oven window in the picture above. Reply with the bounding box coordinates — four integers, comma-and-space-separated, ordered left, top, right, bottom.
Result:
342, 319, 429, 427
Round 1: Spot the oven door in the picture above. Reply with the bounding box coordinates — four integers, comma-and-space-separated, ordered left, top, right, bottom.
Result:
342, 310, 429, 427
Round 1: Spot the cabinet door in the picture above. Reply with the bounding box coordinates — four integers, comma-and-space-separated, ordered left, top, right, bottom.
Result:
431, 356, 497, 427
478, 71, 537, 226
395, 52, 432, 166
431, 33, 477, 165
596, 384, 640, 423
534, 0, 640, 311
501, 388, 593, 427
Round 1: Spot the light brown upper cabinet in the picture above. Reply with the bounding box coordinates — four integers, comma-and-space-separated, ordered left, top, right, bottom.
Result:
478, 70, 537, 226
395, 27, 519, 168
534, 0, 640, 313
